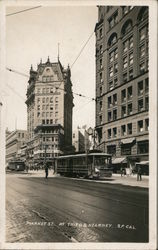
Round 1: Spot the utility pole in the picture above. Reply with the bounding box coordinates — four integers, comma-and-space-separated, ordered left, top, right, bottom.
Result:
44, 145, 47, 167
58, 43, 60, 61
85, 127, 97, 175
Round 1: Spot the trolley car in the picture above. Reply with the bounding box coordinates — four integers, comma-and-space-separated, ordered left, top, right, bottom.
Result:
56, 152, 112, 179
8, 160, 25, 171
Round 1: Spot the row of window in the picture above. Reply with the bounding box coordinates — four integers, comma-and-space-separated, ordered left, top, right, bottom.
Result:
36, 87, 60, 94
120, 81, 148, 102
98, 42, 148, 92
37, 96, 59, 103
36, 129, 59, 134
38, 153, 59, 158
107, 140, 148, 156
107, 8, 148, 46
107, 27, 148, 80
105, 97, 148, 123
98, 6, 134, 39
42, 119, 58, 125
107, 118, 149, 139
97, 17, 148, 90
18, 133, 25, 139
37, 111, 59, 118
42, 76, 54, 82
42, 137, 58, 142
37, 104, 58, 111
99, 78, 148, 109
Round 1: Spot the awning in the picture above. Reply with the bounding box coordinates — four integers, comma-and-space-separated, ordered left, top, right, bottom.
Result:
121, 137, 135, 144
112, 157, 126, 164
136, 135, 148, 142
136, 161, 149, 165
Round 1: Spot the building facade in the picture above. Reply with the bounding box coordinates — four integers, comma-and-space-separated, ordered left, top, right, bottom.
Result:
6, 130, 27, 165
26, 58, 74, 168
95, 6, 149, 168
72, 130, 85, 152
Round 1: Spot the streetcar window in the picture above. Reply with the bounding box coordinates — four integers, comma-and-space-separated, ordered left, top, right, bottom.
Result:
94, 156, 111, 168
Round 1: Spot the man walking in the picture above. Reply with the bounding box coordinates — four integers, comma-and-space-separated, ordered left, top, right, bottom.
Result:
137, 166, 142, 181
45, 163, 49, 179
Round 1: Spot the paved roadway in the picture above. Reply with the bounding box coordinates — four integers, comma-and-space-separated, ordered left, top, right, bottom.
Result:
6, 173, 148, 243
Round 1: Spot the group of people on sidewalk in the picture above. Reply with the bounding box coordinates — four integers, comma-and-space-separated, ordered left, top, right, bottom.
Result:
120, 166, 142, 181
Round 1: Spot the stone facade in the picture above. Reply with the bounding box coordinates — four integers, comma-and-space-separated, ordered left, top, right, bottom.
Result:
26, 58, 74, 167
95, 6, 149, 166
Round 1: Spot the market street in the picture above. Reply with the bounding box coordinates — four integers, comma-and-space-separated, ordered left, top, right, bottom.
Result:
6, 173, 148, 242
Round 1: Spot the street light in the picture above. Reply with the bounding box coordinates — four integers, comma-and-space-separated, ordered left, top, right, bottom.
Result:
86, 127, 97, 150
85, 127, 98, 176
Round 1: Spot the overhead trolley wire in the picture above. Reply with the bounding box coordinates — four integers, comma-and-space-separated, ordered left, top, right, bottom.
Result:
6, 66, 148, 112
70, 31, 94, 69
6, 6, 42, 17
6, 83, 25, 102
6, 67, 96, 101
6, 67, 29, 78
55, 99, 94, 124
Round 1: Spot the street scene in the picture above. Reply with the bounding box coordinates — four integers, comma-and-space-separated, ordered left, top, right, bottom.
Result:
6, 171, 148, 242
4, 4, 150, 245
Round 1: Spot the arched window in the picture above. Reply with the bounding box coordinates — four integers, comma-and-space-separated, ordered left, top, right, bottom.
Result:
121, 20, 133, 36
137, 7, 148, 22
137, 8, 148, 74
108, 33, 117, 47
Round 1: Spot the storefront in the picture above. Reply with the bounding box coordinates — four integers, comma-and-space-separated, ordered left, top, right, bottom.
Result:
112, 157, 127, 173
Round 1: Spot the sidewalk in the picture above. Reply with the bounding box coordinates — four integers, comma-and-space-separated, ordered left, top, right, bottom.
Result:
107, 173, 148, 188
16, 170, 148, 188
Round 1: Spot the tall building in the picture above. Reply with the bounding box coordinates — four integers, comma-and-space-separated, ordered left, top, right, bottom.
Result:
95, 6, 149, 168
72, 129, 85, 152
6, 130, 27, 165
26, 58, 74, 168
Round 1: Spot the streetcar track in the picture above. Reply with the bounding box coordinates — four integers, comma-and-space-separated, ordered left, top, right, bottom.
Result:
21, 177, 148, 208
6, 178, 148, 242
11, 177, 148, 224
7, 177, 148, 225
28, 186, 147, 229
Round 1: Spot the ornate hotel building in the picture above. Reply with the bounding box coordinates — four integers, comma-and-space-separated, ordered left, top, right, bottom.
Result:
26, 58, 74, 167
95, 6, 149, 168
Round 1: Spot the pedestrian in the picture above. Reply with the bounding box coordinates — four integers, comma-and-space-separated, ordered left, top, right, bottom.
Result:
45, 163, 49, 179
137, 166, 142, 181
120, 167, 123, 177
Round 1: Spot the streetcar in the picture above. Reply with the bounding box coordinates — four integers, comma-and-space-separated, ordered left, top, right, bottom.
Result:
55, 152, 112, 179
8, 160, 25, 171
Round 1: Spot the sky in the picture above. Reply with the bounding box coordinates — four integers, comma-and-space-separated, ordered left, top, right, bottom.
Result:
5, 5, 98, 132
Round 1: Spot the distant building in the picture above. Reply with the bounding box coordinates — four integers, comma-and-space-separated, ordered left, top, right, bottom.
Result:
26, 58, 74, 168
6, 130, 27, 165
17, 143, 27, 163
72, 130, 85, 152
95, 6, 149, 168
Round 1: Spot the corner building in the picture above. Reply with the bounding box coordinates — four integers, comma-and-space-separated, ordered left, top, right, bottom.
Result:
95, 6, 149, 168
26, 58, 74, 168
6, 130, 27, 165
